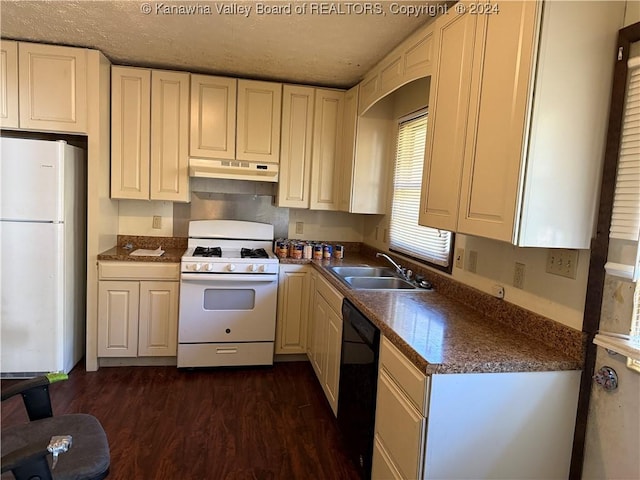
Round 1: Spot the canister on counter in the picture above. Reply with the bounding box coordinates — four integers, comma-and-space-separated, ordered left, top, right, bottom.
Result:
323, 244, 333, 259
276, 241, 289, 259
291, 242, 303, 259
303, 243, 313, 259
334, 244, 344, 259
313, 244, 323, 260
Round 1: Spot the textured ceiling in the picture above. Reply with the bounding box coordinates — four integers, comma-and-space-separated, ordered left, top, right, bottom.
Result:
0, 0, 442, 88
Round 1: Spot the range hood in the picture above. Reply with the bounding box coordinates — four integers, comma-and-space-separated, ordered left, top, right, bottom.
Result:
189, 158, 279, 183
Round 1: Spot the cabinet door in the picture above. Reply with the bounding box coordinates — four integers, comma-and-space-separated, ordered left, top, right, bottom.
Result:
190, 74, 236, 160
275, 265, 310, 354
111, 66, 151, 200
236, 79, 282, 163
418, 9, 477, 232
457, 1, 539, 242
338, 85, 358, 212
138, 281, 178, 356
98, 281, 139, 357
310, 89, 344, 210
150, 70, 190, 202
372, 437, 403, 480
0, 40, 18, 129
306, 271, 317, 357
18, 43, 87, 133
310, 291, 328, 381
324, 305, 342, 416
375, 370, 426, 480
277, 85, 314, 208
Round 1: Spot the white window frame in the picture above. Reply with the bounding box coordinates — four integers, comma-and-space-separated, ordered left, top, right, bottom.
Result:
388, 109, 453, 271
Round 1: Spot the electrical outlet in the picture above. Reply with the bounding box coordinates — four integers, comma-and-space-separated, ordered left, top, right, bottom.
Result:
468, 250, 478, 273
546, 249, 579, 279
295, 221, 304, 235
152, 216, 162, 229
513, 262, 525, 289
492, 284, 505, 299
455, 248, 464, 269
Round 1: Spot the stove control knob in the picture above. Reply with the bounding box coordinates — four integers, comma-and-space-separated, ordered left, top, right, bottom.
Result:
194, 263, 202, 272
227, 264, 236, 272
259, 265, 266, 273
205, 263, 214, 272
250, 264, 258, 272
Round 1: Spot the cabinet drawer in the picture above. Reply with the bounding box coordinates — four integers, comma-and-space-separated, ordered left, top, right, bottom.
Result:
372, 437, 403, 480
380, 336, 428, 414
375, 370, 425, 480
99, 261, 179, 281
315, 272, 343, 313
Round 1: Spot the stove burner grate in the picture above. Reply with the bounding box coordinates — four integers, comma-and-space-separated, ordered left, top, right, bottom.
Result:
241, 248, 269, 259
193, 246, 222, 258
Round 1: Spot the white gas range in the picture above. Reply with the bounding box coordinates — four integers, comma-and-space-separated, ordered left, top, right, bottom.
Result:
177, 220, 280, 368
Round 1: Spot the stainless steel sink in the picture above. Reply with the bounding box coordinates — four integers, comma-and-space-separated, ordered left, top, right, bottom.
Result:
343, 276, 416, 290
329, 266, 396, 278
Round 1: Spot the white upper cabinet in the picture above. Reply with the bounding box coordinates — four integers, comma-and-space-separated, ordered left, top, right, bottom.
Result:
358, 22, 434, 116
3, 42, 88, 133
0, 40, 18, 129
310, 89, 344, 211
150, 70, 190, 202
111, 66, 190, 202
236, 79, 282, 164
190, 74, 237, 160
340, 85, 393, 214
418, 8, 477, 232
111, 66, 151, 200
419, 1, 625, 248
277, 85, 315, 208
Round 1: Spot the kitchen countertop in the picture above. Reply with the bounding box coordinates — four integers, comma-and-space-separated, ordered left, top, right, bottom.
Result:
99, 237, 583, 375
97, 235, 187, 263
282, 255, 583, 375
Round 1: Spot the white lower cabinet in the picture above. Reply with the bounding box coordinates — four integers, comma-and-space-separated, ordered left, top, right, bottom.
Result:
307, 270, 343, 416
373, 336, 582, 479
98, 262, 179, 358
275, 264, 310, 354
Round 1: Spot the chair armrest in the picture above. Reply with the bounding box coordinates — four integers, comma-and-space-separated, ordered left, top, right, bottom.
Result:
1, 373, 68, 421
1, 438, 53, 480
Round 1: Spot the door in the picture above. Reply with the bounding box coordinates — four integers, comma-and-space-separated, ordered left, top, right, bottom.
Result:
190, 74, 237, 160
178, 275, 278, 343
277, 85, 314, 208
138, 281, 178, 356
236, 79, 282, 163
580, 21, 640, 480
324, 306, 342, 415
111, 66, 151, 200
275, 265, 310, 354
1, 222, 64, 373
97, 281, 140, 357
1, 138, 64, 222
310, 89, 344, 210
150, 70, 190, 202
0, 39, 18, 129
18, 42, 87, 133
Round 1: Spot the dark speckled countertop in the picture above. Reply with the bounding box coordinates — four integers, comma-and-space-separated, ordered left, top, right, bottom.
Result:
97, 235, 187, 263
99, 236, 583, 375
283, 254, 583, 375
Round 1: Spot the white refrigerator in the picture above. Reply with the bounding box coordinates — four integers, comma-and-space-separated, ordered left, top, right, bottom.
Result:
1, 137, 86, 377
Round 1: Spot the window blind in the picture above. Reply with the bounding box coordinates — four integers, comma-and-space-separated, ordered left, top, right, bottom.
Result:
606, 55, 640, 282
389, 112, 452, 267
610, 56, 640, 241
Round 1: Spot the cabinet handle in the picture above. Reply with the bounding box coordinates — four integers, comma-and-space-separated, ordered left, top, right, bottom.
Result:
216, 347, 238, 355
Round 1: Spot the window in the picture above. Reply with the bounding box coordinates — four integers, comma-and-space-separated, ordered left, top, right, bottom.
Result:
389, 110, 452, 270
629, 284, 640, 373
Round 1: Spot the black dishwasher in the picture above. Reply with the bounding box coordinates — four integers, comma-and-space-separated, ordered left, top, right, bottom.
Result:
337, 299, 381, 479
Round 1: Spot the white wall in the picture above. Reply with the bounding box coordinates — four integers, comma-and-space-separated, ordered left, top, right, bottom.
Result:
118, 200, 174, 237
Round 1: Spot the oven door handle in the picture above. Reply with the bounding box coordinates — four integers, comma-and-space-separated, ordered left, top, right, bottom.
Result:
180, 273, 278, 283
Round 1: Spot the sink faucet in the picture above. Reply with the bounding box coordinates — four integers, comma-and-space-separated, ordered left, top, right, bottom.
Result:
376, 253, 411, 281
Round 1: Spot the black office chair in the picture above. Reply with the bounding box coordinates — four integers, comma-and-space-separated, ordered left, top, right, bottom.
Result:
1, 373, 110, 480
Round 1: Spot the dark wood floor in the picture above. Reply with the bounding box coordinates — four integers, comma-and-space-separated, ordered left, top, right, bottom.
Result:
2, 361, 360, 480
